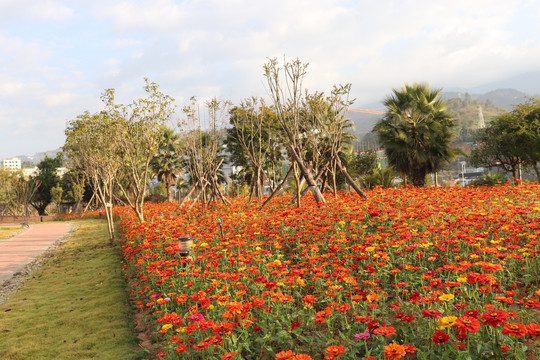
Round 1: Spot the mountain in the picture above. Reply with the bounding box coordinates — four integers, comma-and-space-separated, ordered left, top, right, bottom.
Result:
469, 71, 540, 96
477, 89, 529, 109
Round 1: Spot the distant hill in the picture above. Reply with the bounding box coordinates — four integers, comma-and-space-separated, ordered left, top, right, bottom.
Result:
11, 148, 62, 165
477, 89, 529, 109
442, 88, 529, 110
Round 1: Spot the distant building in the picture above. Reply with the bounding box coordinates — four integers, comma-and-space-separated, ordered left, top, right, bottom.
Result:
22, 167, 39, 178
22, 167, 68, 178
3, 158, 21, 169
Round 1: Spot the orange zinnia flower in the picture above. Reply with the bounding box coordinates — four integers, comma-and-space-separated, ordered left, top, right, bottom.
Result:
292, 355, 314, 360
275, 350, 296, 360
384, 342, 407, 360
222, 352, 237, 360
325, 345, 346, 357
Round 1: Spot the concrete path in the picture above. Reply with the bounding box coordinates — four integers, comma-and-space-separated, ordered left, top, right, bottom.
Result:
0, 223, 70, 283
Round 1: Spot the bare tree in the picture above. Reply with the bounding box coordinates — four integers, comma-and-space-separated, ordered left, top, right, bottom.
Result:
227, 98, 284, 200
178, 97, 231, 210
111, 79, 176, 222
263, 57, 325, 205
304, 86, 367, 199
64, 110, 122, 244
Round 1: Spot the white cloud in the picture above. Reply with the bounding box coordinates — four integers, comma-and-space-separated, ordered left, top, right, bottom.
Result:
0, 0, 73, 22
2, 0, 540, 156
98, 0, 190, 32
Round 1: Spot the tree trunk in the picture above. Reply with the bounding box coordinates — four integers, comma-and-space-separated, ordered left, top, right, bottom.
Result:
105, 206, 115, 245
260, 165, 294, 208
532, 163, 540, 181
289, 147, 325, 203
333, 151, 367, 199
293, 163, 301, 207
411, 169, 426, 187
331, 161, 338, 198
166, 181, 172, 202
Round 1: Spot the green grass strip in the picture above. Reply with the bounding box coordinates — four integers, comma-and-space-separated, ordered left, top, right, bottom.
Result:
0, 227, 22, 240
0, 219, 144, 360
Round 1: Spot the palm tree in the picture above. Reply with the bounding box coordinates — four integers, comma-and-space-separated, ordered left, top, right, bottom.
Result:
151, 127, 183, 202
373, 83, 456, 187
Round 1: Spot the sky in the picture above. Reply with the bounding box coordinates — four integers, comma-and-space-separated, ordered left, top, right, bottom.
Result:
1, 0, 540, 158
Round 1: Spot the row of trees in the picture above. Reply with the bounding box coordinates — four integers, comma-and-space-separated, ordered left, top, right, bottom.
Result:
62, 60, 380, 236
0, 156, 76, 218
470, 98, 540, 181
60, 57, 539, 233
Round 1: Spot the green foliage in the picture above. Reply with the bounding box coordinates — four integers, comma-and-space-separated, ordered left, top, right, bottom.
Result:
446, 96, 505, 142
50, 184, 63, 204
349, 152, 377, 178
30, 155, 62, 215
361, 166, 401, 189
150, 182, 167, 197
225, 100, 285, 198
0, 169, 24, 216
469, 98, 540, 181
374, 83, 457, 187
150, 126, 183, 202
60, 169, 87, 204
469, 172, 508, 186
113, 79, 176, 221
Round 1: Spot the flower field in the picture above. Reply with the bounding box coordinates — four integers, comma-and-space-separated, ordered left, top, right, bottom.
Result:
114, 184, 539, 359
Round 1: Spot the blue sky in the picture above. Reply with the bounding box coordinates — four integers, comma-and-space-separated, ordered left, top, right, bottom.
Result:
1, 0, 540, 158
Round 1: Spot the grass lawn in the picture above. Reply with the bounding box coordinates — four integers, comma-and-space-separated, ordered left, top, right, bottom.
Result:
0, 219, 144, 360
0, 226, 22, 240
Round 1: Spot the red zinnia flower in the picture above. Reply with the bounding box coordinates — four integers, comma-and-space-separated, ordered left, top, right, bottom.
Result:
502, 323, 528, 338
355, 314, 372, 323
335, 303, 351, 313
403, 344, 416, 354
527, 323, 540, 337
432, 331, 450, 344
175, 345, 187, 353
455, 316, 481, 333
423, 309, 443, 318
303, 295, 317, 305
481, 310, 509, 327
373, 326, 397, 337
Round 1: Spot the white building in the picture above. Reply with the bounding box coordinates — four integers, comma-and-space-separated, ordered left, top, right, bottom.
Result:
3, 158, 21, 169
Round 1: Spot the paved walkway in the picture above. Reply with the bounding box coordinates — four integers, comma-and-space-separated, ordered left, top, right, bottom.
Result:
0, 223, 71, 283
